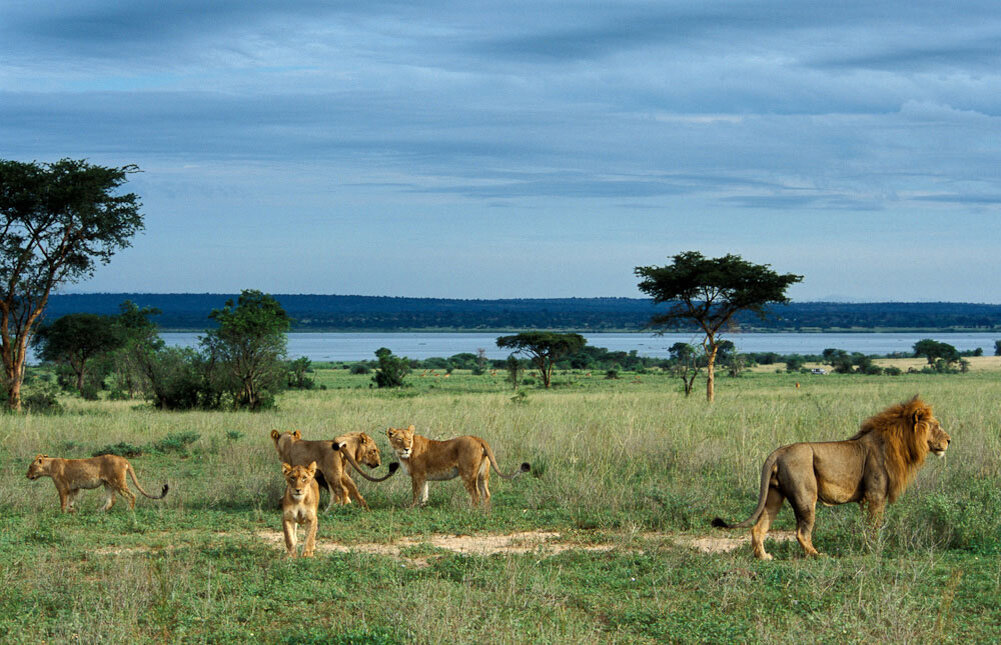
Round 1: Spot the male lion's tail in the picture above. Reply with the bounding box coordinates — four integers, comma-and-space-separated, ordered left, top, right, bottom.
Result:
711, 451, 779, 529
127, 465, 169, 500
481, 440, 530, 480
333, 442, 400, 482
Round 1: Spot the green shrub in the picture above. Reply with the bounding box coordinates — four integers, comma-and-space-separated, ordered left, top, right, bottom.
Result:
372, 348, 410, 388
22, 386, 64, 415
151, 431, 200, 455
92, 442, 145, 458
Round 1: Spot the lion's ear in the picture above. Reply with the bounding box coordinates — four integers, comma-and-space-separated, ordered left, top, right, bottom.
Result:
407, 424, 416, 431
306, 461, 317, 475
281, 463, 293, 475
270, 429, 280, 440
293, 430, 302, 439
386, 428, 394, 437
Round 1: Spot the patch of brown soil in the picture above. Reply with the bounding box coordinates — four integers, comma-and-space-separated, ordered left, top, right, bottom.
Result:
257, 528, 799, 562
673, 530, 797, 554
256, 529, 615, 566
91, 529, 799, 561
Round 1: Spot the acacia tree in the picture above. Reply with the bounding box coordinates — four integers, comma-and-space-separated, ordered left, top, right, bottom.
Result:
0, 159, 143, 410
495, 332, 586, 388
32, 313, 124, 395
200, 289, 290, 410
635, 251, 802, 402
913, 339, 960, 365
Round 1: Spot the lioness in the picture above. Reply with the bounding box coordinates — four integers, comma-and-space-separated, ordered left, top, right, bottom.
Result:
26, 454, 169, 513
712, 396, 951, 559
281, 461, 319, 558
386, 425, 530, 508
270, 429, 398, 510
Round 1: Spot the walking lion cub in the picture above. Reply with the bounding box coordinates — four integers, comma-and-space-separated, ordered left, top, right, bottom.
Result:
386, 425, 530, 508
281, 461, 320, 558
26, 454, 169, 513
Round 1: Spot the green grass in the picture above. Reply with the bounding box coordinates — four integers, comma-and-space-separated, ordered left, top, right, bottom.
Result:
2, 369, 1000, 643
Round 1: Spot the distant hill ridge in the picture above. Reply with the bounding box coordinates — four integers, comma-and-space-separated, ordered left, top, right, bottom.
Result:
43, 293, 1001, 332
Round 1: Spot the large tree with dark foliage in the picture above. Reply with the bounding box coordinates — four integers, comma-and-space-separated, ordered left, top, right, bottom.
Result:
635, 251, 802, 402
496, 332, 586, 388
200, 290, 290, 410
32, 313, 124, 395
0, 158, 143, 410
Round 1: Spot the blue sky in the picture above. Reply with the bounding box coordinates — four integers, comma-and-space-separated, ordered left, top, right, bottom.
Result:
3, 1, 1000, 302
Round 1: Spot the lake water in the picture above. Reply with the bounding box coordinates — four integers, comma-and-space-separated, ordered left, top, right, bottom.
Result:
159, 331, 1001, 362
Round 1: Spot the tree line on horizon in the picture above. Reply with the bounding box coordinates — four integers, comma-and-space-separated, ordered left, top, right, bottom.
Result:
42, 293, 1001, 332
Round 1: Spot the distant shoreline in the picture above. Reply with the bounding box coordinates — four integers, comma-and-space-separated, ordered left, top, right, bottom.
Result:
45, 294, 1001, 334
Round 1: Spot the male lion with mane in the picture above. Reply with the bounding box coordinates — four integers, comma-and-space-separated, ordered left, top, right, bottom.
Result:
26, 454, 169, 513
270, 429, 398, 510
386, 425, 530, 508
712, 396, 950, 560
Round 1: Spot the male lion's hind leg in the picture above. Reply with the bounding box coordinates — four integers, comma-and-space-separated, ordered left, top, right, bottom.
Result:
750, 488, 785, 560
792, 502, 821, 558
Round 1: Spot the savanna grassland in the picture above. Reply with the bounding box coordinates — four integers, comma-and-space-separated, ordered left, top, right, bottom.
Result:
2, 365, 1000, 644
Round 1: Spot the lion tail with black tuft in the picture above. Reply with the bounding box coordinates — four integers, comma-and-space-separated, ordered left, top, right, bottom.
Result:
711, 450, 780, 530
336, 441, 400, 482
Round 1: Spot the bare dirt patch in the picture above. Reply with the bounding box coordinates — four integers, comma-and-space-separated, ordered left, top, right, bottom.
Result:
256, 529, 615, 566
675, 530, 796, 554
256, 529, 799, 563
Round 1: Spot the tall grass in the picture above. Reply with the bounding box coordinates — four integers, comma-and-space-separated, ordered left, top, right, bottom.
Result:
2, 369, 1000, 642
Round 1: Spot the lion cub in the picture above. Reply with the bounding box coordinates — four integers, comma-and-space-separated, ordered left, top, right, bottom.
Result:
281, 461, 320, 558
26, 454, 169, 513
386, 425, 530, 508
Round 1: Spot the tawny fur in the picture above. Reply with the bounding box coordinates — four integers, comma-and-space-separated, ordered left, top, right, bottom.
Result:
386, 425, 530, 508
26, 454, 169, 513
270, 429, 396, 510
712, 396, 951, 560
281, 461, 319, 558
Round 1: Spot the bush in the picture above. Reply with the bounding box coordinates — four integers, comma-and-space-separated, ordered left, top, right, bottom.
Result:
152, 431, 200, 454
22, 386, 64, 415
372, 348, 410, 388
92, 442, 144, 458
92, 431, 200, 458
80, 382, 102, 401
142, 347, 214, 410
